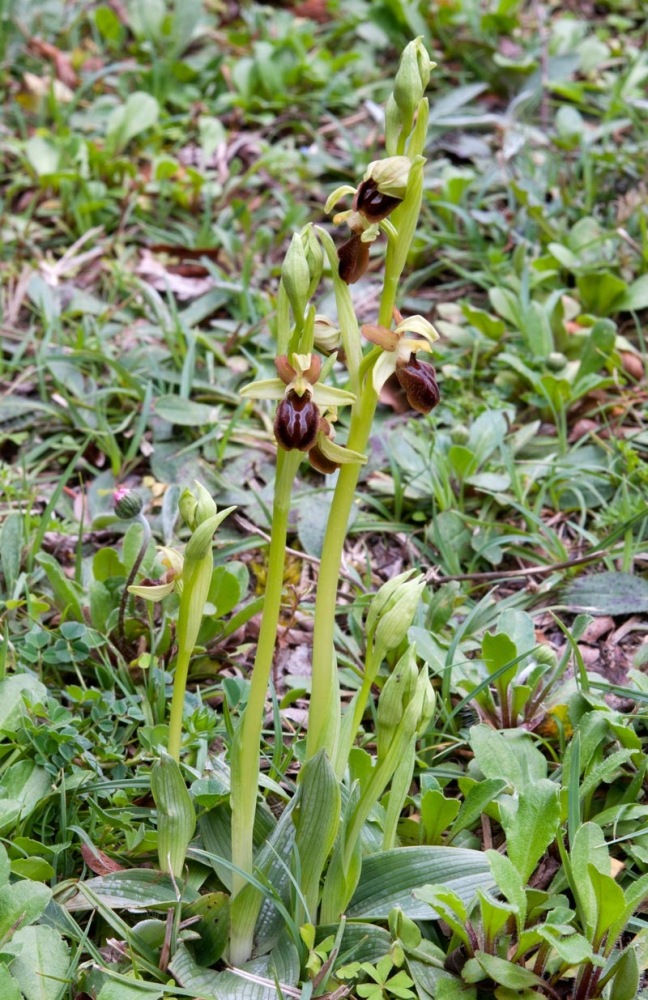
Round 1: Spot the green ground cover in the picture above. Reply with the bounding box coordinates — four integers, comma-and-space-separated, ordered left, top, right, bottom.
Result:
1, 1, 648, 997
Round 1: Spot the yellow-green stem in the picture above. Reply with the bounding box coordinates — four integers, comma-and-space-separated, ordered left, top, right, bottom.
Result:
168, 647, 191, 762
230, 448, 301, 897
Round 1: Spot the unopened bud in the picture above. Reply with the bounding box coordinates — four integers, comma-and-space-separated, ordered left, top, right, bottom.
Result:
363, 156, 411, 200
374, 576, 425, 653
388, 908, 422, 951
366, 570, 418, 637
281, 233, 311, 320
113, 487, 143, 520
179, 488, 198, 529
193, 481, 217, 525
546, 351, 568, 372
313, 315, 342, 354
393, 38, 434, 132
302, 225, 323, 297
415, 669, 436, 736
377, 647, 418, 757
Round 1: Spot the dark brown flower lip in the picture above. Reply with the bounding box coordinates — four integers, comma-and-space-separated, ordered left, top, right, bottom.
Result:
353, 178, 402, 223
395, 354, 440, 414
274, 390, 320, 451
337, 233, 370, 285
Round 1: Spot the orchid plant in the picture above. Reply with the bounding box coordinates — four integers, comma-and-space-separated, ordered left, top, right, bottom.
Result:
117, 38, 441, 971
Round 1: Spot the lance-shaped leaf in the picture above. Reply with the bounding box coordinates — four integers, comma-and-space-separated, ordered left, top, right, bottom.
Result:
151, 751, 196, 878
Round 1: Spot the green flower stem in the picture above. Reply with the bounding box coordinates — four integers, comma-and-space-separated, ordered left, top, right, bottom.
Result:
306, 383, 378, 765
306, 166, 424, 767
168, 550, 212, 761
117, 513, 151, 644
230, 447, 301, 899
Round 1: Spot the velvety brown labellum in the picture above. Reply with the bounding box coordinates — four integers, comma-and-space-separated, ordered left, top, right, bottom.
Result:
308, 442, 339, 475
274, 390, 320, 451
395, 354, 440, 414
338, 234, 370, 285
353, 178, 402, 223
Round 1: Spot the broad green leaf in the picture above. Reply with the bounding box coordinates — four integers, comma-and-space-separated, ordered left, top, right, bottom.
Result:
615, 273, 648, 312
183, 893, 229, 967
486, 850, 526, 935
536, 925, 596, 966
92, 547, 125, 583
0, 676, 47, 733
63, 869, 199, 911
34, 552, 84, 621
0, 966, 21, 1000
477, 889, 514, 943
0, 880, 51, 939
574, 319, 616, 384
154, 394, 220, 427
106, 92, 159, 154
608, 946, 640, 1000
482, 630, 518, 690
1, 513, 22, 593
420, 790, 460, 845
521, 300, 553, 356
588, 866, 626, 948
293, 750, 340, 918
569, 823, 609, 937
576, 271, 627, 316
464, 951, 543, 989
469, 725, 547, 789
347, 847, 493, 920
8, 925, 70, 1000
207, 564, 248, 618
170, 936, 300, 999
499, 780, 561, 883
564, 572, 648, 615
97, 982, 165, 1000
449, 779, 507, 840
414, 886, 471, 947
151, 752, 196, 878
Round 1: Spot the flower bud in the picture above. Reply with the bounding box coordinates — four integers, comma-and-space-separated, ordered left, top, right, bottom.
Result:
366, 569, 418, 638
546, 351, 568, 372
313, 315, 342, 354
393, 38, 434, 132
395, 355, 440, 414
179, 482, 217, 529
274, 390, 320, 451
338, 233, 370, 285
178, 487, 198, 529
363, 156, 411, 200
374, 576, 425, 654
377, 647, 418, 758
281, 233, 311, 320
113, 487, 143, 520
193, 481, 217, 525
415, 669, 436, 736
302, 225, 323, 297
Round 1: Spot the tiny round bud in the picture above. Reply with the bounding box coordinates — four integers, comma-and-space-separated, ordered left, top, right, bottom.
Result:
545, 351, 568, 372
113, 488, 143, 520
274, 390, 320, 451
450, 425, 470, 445
395, 355, 440, 414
